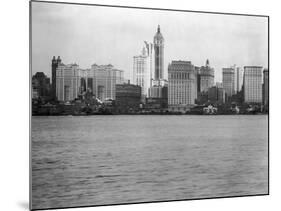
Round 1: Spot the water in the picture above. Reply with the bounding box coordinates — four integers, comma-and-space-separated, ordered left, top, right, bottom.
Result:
31, 115, 268, 210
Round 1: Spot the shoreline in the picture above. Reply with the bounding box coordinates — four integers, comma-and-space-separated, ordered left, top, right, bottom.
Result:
32, 113, 268, 117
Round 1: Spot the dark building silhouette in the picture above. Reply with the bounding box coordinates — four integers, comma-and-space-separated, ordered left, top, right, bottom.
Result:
32, 72, 51, 99
80, 78, 87, 93
146, 85, 168, 110
115, 83, 142, 113
207, 86, 225, 104
154, 25, 164, 80
195, 66, 201, 98
51, 56, 62, 99
263, 69, 269, 109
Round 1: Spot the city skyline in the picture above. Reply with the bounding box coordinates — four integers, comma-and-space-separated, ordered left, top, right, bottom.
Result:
31, 2, 268, 83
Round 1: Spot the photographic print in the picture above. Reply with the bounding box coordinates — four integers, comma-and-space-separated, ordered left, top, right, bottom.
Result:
30, 1, 269, 210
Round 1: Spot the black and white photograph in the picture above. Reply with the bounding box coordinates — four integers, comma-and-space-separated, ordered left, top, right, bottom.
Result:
30, 1, 269, 210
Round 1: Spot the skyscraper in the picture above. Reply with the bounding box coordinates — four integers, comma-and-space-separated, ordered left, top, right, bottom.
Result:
199, 59, 214, 92
222, 67, 235, 98
133, 47, 150, 99
168, 60, 197, 108
244, 66, 263, 103
56, 63, 80, 101
153, 25, 164, 81
56, 63, 124, 102
235, 67, 244, 93
51, 56, 62, 99
144, 41, 154, 89
90, 64, 124, 101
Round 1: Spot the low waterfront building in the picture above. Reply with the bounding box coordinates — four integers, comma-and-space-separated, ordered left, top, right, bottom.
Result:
145, 97, 168, 110
244, 66, 263, 103
168, 60, 197, 111
146, 85, 168, 110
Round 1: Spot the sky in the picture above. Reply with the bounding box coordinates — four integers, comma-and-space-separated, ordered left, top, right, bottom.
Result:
31, 2, 268, 82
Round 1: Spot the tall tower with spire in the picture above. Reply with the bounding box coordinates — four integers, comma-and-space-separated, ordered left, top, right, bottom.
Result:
153, 25, 164, 80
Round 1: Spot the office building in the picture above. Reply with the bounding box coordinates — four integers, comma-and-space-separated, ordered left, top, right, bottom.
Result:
207, 86, 225, 104
168, 60, 197, 109
235, 67, 244, 92
51, 56, 62, 99
149, 85, 167, 98
199, 59, 214, 92
56, 62, 124, 102
88, 64, 124, 101
244, 66, 263, 103
222, 67, 235, 98
195, 66, 200, 98
147, 84, 168, 109
133, 47, 150, 99
115, 83, 142, 113
216, 82, 223, 88
32, 72, 51, 99
263, 68, 269, 106
56, 63, 80, 101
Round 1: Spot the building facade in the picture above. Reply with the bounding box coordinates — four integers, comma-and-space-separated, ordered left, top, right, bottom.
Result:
235, 66, 244, 93
115, 83, 142, 113
263, 68, 269, 106
222, 67, 235, 98
168, 61, 197, 108
133, 47, 150, 99
154, 25, 164, 80
56, 63, 124, 102
144, 41, 154, 89
216, 82, 223, 88
32, 72, 51, 99
51, 56, 62, 99
244, 66, 263, 103
90, 64, 124, 101
199, 59, 214, 92
207, 86, 225, 104
56, 63, 80, 101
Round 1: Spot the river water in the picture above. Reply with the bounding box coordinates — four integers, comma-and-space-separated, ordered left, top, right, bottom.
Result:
31, 115, 268, 210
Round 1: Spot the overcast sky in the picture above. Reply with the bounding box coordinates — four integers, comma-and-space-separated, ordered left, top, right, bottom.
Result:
31, 2, 268, 82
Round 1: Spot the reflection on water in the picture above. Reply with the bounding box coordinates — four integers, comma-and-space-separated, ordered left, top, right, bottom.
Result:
31, 115, 268, 210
